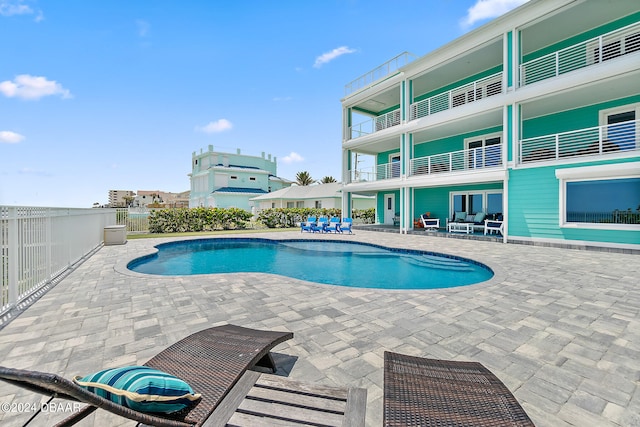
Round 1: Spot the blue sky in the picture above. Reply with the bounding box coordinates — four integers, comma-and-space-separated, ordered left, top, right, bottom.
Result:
0, 0, 528, 208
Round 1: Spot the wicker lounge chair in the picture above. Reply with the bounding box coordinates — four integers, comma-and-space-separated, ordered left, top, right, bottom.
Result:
384, 351, 535, 427
0, 324, 293, 427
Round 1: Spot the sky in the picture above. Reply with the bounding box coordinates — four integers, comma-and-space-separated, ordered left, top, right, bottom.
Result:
0, 0, 529, 208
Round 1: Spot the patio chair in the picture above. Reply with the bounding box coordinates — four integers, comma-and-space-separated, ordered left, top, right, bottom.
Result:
300, 216, 316, 232
338, 217, 353, 234
419, 214, 440, 231
0, 324, 293, 427
384, 351, 535, 427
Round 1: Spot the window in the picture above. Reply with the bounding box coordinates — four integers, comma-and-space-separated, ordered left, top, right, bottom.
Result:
249, 177, 256, 181
286, 202, 295, 208
451, 190, 503, 219
390, 154, 401, 178
600, 104, 638, 152
556, 162, 640, 230
566, 178, 639, 225
296, 201, 304, 208
315, 201, 322, 208
230, 176, 238, 180
465, 134, 502, 169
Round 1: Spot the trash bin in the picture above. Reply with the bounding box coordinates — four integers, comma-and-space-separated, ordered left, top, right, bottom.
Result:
104, 225, 127, 245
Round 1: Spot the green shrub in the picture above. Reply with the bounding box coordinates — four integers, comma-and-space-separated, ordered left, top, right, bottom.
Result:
148, 207, 253, 233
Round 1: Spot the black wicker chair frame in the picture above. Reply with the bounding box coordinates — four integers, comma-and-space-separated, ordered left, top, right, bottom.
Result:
384, 351, 535, 427
0, 324, 293, 427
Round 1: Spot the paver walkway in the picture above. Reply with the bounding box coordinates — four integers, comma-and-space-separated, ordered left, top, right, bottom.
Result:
0, 230, 638, 426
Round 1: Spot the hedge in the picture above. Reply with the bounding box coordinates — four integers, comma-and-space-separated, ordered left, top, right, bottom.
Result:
148, 207, 253, 233
256, 207, 375, 228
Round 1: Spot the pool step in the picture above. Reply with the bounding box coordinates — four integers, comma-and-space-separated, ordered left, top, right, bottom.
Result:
402, 254, 475, 271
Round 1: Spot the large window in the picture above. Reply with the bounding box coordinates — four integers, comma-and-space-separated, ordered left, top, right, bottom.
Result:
566, 178, 640, 225
557, 162, 640, 230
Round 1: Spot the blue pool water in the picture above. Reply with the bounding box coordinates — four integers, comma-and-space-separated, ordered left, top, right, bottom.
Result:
127, 238, 493, 290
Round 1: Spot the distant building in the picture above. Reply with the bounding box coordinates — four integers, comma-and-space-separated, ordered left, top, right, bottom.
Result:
108, 190, 135, 207
134, 190, 190, 208
251, 182, 375, 211
189, 146, 292, 211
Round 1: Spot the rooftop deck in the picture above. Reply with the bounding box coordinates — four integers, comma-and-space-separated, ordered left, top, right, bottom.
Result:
0, 230, 638, 426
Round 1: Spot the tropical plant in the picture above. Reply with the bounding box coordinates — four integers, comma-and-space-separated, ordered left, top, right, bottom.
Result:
295, 171, 315, 186
320, 176, 337, 183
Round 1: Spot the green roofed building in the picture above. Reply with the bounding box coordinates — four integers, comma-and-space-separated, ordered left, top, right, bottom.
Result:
340, 0, 639, 251
189, 146, 292, 212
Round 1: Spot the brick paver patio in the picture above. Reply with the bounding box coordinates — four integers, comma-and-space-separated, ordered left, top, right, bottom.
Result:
0, 230, 638, 426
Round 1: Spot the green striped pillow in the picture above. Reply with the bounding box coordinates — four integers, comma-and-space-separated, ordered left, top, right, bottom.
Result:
73, 366, 201, 414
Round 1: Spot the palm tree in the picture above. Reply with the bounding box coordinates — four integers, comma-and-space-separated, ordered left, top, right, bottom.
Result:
295, 171, 315, 186
320, 176, 337, 183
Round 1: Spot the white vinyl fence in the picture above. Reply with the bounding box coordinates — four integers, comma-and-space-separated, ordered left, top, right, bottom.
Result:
1, 206, 116, 316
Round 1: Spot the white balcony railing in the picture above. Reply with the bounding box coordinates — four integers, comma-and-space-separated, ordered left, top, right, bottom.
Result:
409, 145, 503, 176
518, 120, 638, 164
349, 108, 401, 140
349, 161, 401, 183
520, 21, 640, 86
1, 206, 115, 316
344, 52, 417, 96
410, 72, 503, 121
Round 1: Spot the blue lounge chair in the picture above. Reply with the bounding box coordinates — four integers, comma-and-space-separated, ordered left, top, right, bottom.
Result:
312, 217, 328, 233
324, 217, 341, 233
339, 218, 353, 234
300, 216, 316, 233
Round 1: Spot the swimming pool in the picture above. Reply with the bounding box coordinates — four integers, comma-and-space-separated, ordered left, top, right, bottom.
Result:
127, 238, 493, 290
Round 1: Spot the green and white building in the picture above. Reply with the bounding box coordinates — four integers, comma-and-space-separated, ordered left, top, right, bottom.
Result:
341, 0, 639, 251
189, 146, 292, 212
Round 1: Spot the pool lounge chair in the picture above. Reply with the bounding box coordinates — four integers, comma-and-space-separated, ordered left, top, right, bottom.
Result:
0, 324, 293, 427
311, 217, 328, 233
300, 216, 316, 233
338, 218, 353, 234
325, 217, 341, 233
384, 351, 535, 427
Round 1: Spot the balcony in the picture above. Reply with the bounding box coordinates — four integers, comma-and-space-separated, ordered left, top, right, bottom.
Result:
409, 72, 503, 121
518, 120, 638, 164
348, 108, 401, 140
520, 21, 640, 86
409, 145, 503, 176
349, 161, 401, 183
344, 52, 417, 96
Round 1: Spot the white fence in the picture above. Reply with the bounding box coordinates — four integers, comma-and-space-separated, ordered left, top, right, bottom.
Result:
349, 108, 401, 140
1, 206, 115, 316
344, 52, 417, 96
115, 207, 153, 233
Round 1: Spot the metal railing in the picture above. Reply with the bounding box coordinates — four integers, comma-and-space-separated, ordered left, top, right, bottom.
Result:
1, 206, 115, 316
567, 210, 640, 224
349, 161, 401, 182
116, 207, 153, 232
410, 72, 503, 121
348, 108, 401, 140
409, 145, 503, 176
344, 52, 417, 96
518, 119, 638, 164
520, 21, 640, 86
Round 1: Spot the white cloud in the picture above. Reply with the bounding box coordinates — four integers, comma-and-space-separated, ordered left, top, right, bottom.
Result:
313, 46, 357, 68
460, 0, 529, 29
0, 130, 25, 143
196, 119, 233, 134
0, 0, 44, 21
281, 152, 304, 164
0, 74, 72, 100
136, 19, 150, 37
273, 96, 292, 102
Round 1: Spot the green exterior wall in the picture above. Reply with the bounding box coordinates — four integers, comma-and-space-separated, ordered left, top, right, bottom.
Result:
509, 158, 640, 244
413, 126, 503, 158
376, 191, 401, 223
